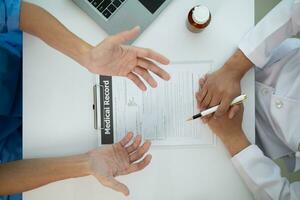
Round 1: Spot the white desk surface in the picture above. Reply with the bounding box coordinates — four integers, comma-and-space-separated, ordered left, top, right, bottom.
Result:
23, 0, 255, 199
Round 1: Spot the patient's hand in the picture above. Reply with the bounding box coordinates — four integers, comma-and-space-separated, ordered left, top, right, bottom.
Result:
83, 26, 170, 91
197, 49, 252, 119
87, 133, 151, 196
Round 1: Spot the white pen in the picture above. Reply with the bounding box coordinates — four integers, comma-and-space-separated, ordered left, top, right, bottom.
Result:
186, 94, 247, 121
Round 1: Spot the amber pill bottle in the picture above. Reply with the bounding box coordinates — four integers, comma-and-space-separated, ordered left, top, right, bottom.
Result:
186, 5, 211, 33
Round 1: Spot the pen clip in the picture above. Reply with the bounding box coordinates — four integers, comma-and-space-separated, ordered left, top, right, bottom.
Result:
93, 84, 101, 130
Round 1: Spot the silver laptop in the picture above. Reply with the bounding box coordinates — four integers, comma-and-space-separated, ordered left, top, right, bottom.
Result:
73, 0, 172, 37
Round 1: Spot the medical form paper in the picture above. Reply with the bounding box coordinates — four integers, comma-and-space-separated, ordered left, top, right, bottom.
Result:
99, 61, 216, 146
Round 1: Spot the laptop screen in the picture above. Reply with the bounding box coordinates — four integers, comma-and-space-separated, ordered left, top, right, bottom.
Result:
138, 0, 166, 14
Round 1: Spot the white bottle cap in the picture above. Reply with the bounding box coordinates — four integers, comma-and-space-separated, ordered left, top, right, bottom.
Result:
192, 5, 210, 24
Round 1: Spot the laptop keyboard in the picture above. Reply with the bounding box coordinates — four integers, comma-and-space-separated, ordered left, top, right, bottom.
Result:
88, 0, 126, 19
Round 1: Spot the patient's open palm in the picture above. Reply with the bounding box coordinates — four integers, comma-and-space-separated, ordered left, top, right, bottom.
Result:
85, 27, 170, 91
88, 133, 151, 196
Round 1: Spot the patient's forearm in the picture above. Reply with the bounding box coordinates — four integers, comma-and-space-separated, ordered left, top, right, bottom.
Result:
0, 155, 90, 195
19, 2, 92, 67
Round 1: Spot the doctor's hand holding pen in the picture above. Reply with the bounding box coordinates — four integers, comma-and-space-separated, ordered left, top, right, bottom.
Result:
195, 83, 250, 156
20, 3, 170, 91
203, 104, 250, 157
196, 49, 253, 120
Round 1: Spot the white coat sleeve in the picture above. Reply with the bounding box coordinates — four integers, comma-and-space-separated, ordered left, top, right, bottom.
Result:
232, 145, 300, 200
238, 0, 300, 68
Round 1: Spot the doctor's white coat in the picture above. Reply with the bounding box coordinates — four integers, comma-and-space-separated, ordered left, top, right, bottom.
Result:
231, 0, 300, 199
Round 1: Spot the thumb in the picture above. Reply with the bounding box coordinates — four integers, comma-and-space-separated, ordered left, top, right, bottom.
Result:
228, 104, 240, 119
112, 26, 141, 44
98, 176, 130, 196
199, 78, 205, 88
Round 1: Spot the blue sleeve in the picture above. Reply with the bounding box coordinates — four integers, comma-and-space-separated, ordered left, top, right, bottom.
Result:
0, 0, 21, 33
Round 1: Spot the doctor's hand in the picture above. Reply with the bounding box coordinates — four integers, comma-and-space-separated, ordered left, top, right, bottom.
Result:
198, 102, 250, 156
197, 49, 252, 119
87, 132, 152, 196
82, 26, 170, 91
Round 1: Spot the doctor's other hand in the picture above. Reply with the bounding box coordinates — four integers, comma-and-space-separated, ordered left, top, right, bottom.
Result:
87, 132, 152, 196
202, 104, 250, 156
197, 49, 253, 118
82, 26, 170, 91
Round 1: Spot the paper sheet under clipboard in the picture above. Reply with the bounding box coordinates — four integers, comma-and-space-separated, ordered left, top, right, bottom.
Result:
98, 61, 216, 146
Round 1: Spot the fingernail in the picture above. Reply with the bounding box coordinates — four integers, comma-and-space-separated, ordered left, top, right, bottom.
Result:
151, 81, 158, 88
165, 74, 171, 80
